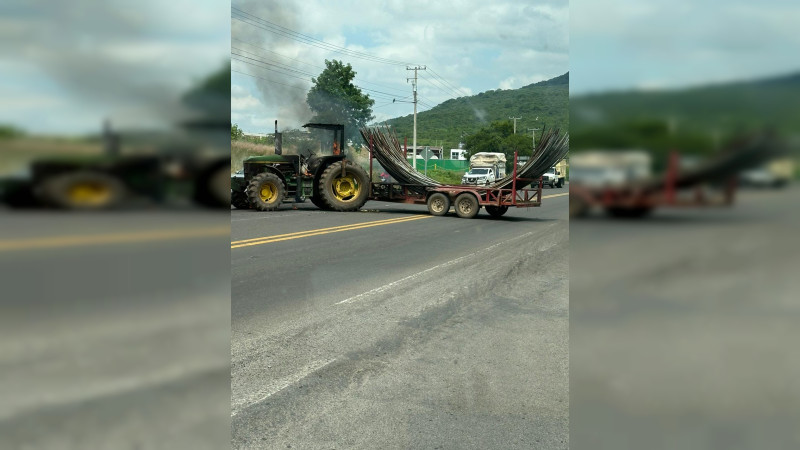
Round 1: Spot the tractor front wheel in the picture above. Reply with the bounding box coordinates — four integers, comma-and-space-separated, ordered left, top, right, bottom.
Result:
247, 172, 284, 211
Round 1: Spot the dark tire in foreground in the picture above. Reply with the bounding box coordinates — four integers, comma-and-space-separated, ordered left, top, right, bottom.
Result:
2, 183, 38, 208
310, 195, 330, 210
37, 172, 126, 210
454, 193, 480, 219
569, 193, 590, 218
485, 205, 509, 218
231, 190, 250, 209
247, 172, 284, 211
194, 163, 230, 208
427, 192, 450, 216
318, 161, 370, 211
605, 206, 653, 219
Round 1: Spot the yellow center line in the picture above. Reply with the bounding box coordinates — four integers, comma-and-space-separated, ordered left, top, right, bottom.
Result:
231, 215, 422, 245
232, 215, 431, 249
542, 192, 569, 199
0, 226, 231, 253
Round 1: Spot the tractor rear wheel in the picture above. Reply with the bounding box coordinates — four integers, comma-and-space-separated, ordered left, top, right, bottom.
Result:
485, 205, 509, 217
318, 161, 369, 211
247, 172, 284, 211
37, 172, 126, 210
454, 193, 480, 219
427, 192, 450, 216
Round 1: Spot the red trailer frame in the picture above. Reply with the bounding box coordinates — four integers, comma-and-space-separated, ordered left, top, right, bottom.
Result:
367, 136, 543, 218
569, 150, 738, 217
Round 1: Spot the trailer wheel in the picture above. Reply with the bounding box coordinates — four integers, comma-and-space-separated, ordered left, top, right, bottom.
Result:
247, 172, 284, 211
485, 205, 508, 218
427, 192, 450, 216
231, 190, 250, 209
454, 193, 480, 219
318, 161, 369, 211
37, 172, 126, 210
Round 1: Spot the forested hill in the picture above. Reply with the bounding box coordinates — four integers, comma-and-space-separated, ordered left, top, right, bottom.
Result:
570, 71, 800, 152
380, 72, 568, 150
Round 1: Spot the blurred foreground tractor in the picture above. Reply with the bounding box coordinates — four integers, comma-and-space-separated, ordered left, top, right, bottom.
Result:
232, 122, 369, 212
0, 121, 230, 210
0, 63, 231, 210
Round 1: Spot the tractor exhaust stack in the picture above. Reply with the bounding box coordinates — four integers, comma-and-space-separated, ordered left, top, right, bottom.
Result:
274, 120, 282, 155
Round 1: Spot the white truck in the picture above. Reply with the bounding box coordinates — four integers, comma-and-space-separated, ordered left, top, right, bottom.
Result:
462, 152, 506, 185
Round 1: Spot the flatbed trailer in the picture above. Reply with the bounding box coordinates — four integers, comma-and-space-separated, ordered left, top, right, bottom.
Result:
367, 139, 543, 218
569, 151, 738, 218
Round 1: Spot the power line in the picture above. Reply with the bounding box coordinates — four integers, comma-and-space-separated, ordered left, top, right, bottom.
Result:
232, 7, 415, 66
231, 68, 310, 91
428, 68, 471, 98
233, 37, 409, 96
419, 73, 464, 100
232, 51, 397, 101
233, 48, 316, 78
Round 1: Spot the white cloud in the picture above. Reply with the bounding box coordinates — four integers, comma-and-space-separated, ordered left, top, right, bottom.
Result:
571, 0, 800, 94
231, 94, 262, 111
1, 1, 229, 134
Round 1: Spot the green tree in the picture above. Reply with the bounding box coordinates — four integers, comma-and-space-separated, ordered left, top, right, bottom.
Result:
231, 123, 243, 141
306, 60, 374, 143
0, 124, 25, 139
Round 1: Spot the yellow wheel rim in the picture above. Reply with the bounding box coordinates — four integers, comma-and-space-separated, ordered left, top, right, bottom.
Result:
259, 183, 277, 202
332, 174, 359, 201
68, 183, 112, 206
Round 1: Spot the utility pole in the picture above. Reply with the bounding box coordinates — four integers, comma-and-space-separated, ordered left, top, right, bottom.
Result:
509, 116, 521, 134
407, 65, 426, 170
528, 128, 540, 149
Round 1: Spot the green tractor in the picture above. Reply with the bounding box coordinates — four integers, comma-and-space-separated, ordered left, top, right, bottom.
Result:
232, 123, 370, 212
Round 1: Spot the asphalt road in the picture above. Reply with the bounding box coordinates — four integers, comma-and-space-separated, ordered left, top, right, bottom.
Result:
570, 185, 800, 449
231, 186, 570, 449
0, 211, 231, 449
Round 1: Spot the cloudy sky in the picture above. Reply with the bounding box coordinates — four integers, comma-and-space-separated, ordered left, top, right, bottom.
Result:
0, 0, 229, 135
231, 0, 570, 133
571, 0, 800, 95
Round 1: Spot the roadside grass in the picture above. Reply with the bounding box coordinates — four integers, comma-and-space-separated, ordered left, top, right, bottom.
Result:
231, 140, 272, 173
1, 137, 102, 173
425, 168, 465, 185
